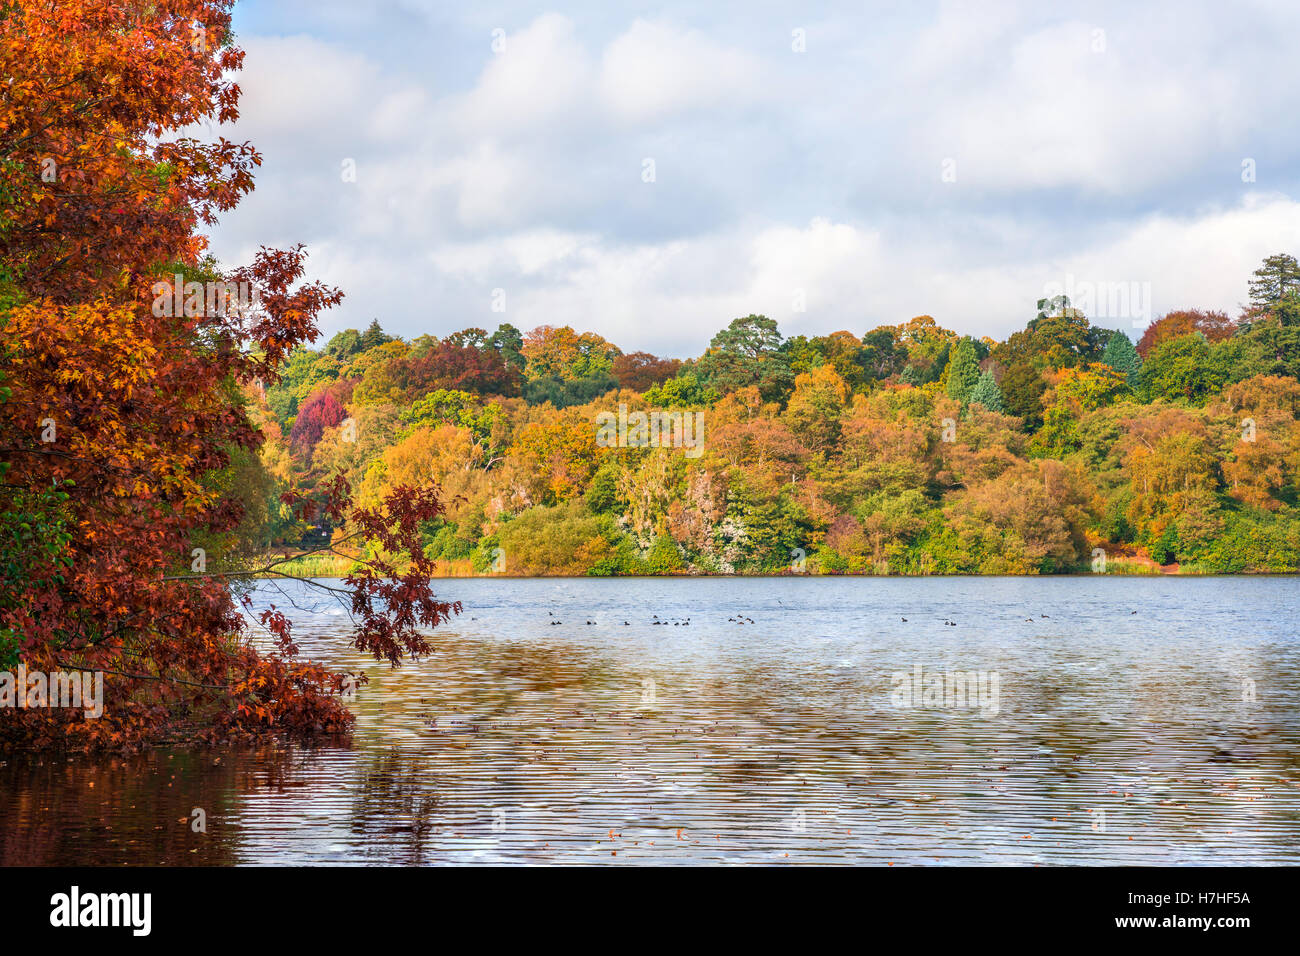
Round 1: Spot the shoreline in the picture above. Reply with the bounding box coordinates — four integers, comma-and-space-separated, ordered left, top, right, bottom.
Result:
250, 567, 1287, 579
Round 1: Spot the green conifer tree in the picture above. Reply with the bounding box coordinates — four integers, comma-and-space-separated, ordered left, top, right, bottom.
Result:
1100, 329, 1141, 383
967, 369, 1004, 412
945, 337, 981, 402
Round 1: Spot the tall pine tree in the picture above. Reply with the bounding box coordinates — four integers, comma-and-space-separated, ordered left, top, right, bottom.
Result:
1248, 253, 1300, 326
1101, 329, 1141, 383
967, 370, 1005, 411
945, 337, 981, 402
360, 318, 393, 350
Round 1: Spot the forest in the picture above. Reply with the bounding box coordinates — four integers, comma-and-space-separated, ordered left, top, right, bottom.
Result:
259, 253, 1300, 577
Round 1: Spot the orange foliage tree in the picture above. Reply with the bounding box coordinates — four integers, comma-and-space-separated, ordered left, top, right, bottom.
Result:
0, 1, 456, 751
1136, 309, 1236, 358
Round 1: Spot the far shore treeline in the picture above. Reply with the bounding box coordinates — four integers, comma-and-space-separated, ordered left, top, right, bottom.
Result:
261, 253, 1300, 577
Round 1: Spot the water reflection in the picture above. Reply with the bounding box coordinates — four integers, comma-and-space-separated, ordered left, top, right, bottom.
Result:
2, 577, 1299, 864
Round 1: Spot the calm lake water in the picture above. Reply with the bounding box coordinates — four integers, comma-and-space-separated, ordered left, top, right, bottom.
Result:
3, 576, 1299, 865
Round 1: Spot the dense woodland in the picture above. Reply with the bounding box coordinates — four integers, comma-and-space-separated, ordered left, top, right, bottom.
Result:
259, 253, 1300, 576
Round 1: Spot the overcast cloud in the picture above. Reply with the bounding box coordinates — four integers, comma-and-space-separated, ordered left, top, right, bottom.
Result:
205, 0, 1300, 355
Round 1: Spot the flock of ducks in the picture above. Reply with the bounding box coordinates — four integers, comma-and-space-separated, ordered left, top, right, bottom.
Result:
547, 611, 694, 626
543, 611, 977, 627
538, 610, 1136, 628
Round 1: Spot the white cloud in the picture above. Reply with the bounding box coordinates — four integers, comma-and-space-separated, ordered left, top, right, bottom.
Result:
233, 35, 414, 149
427, 228, 596, 277
205, 4, 1300, 356
599, 19, 761, 123
906, 18, 1242, 195
447, 14, 593, 139
414, 195, 1300, 354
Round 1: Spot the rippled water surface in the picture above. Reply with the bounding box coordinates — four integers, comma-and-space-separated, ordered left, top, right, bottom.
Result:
3, 576, 1299, 865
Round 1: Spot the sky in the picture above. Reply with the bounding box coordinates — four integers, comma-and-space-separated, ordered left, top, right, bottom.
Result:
205, 0, 1300, 357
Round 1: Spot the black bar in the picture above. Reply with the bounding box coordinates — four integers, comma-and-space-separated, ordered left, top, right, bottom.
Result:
4, 865, 1282, 943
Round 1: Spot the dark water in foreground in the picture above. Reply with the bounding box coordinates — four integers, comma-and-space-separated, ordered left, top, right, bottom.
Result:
2, 577, 1299, 865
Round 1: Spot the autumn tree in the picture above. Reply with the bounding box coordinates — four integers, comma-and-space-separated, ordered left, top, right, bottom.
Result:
1137, 333, 1228, 403
1033, 364, 1128, 457
611, 351, 682, 392
354, 334, 522, 403
990, 302, 1106, 427
289, 379, 354, 460
513, 417, 602, 505
1211, 375, 1300, 511
784, 364, 850, 452
522, 325, 620, 380
0, 0, 456, 751
1136, 310, 1235, 359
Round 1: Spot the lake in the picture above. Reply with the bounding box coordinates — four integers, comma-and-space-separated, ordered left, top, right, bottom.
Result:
3, 576, 1298, 865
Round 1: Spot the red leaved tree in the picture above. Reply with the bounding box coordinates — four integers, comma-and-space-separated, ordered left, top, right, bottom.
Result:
0, 0, 458, 751
1136, 309, 1236, 358
290, 380, 355, 459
